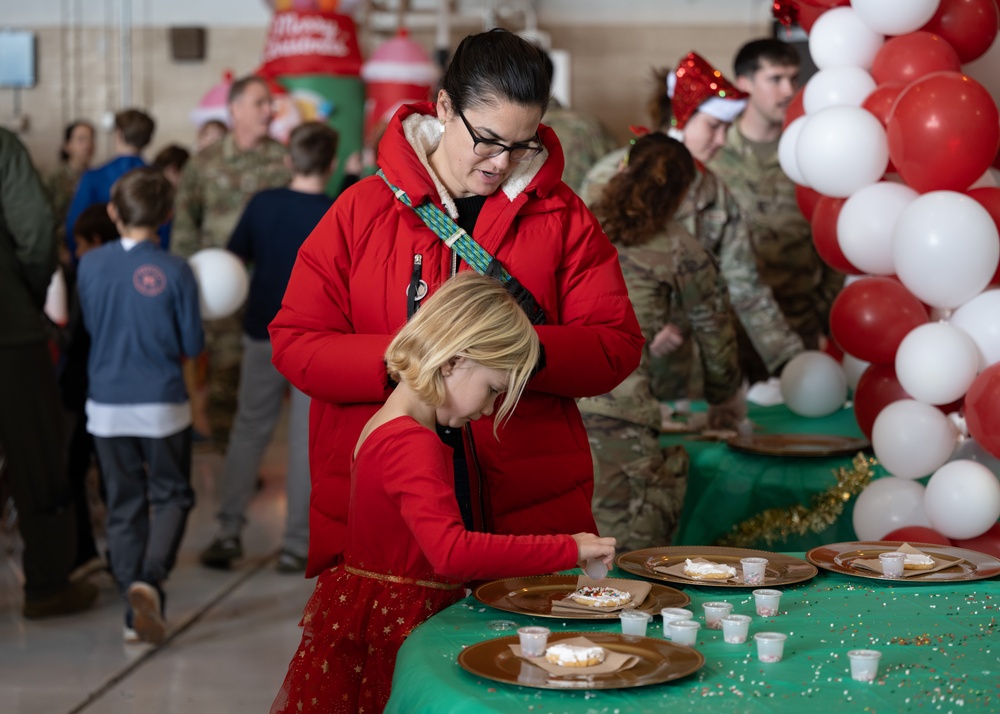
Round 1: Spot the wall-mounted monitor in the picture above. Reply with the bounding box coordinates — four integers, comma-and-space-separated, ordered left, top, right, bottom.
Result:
0, 30, 36, 88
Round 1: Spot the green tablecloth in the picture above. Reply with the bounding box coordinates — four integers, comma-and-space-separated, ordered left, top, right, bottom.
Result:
669, 404, 884, 551
386, 563, 999, 713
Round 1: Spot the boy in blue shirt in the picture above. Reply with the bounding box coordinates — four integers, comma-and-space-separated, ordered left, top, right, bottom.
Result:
78, 168, 204, 643
200, 121, 356, 572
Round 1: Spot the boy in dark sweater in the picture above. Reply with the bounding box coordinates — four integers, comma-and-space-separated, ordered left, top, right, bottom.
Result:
78, 168, 204, 643
200, 122, 356, 572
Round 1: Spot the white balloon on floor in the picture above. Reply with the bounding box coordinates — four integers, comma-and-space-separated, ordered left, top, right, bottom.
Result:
924, 460, 1000, 540
188, 248, 250, 320
851, 0, 941, 36
796, 106, 889, 198
872, 399, 958, 479
853, 477, 932, 541
809, 7, 884, 70
949, 290, 1000, 370
780, 351, 848, 417
803, 66, 877, 113
895, 322, 979, 405
838, 181, 919, 275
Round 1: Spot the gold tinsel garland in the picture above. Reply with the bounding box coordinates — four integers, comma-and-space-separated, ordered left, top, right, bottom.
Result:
716, 453, 876, 548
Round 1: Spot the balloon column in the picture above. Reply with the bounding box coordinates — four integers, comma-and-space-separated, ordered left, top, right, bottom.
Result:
775, 0, 1000, 546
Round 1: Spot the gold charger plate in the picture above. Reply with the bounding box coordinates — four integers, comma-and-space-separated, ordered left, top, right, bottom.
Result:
457, 631, 704, 690
617, 546, 818, 588
727, 433, 870, 457
806, 540, 1000, 583
473, 575, 689, 620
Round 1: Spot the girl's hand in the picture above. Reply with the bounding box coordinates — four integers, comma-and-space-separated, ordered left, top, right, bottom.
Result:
649, 323, 684, 357
571, 533, 617, 568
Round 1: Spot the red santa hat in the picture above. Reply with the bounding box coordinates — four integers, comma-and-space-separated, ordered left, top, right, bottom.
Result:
666, 52, 748, 130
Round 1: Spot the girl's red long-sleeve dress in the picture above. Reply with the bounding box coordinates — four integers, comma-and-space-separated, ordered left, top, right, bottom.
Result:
271, 417, 579, 714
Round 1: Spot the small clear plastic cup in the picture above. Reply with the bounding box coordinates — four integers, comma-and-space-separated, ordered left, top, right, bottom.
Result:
702, 601, 734, 630
669, 619, 701, 646
879, 552, 906, 579
753, 589, 782, 617
754, 632, 787, 663
848, 649, 882, 682
721, 614, 752, 644
740, 557, 768, 586
584, 558, 609, 581
517, 626, 550, 658
486, 619, 518, 631
660, 607, 694, 638
620, 609, 652, 636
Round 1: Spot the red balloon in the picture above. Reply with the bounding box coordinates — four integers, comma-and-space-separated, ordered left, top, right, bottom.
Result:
883, 526, 954, 546
798, 4, 827, 32
783, 86, 806, 131
966, 187, 1000, 286
964, 363, 1000, 459
829, 278, 929, 364
853, 362, 911, 438
871, 33, 962, 87
797, 0, 849, 8
811, 196, 861, 274
795, 185, 823, 222
887, 72, 1000, 193
921, 0, 1000, 64
952, 521, 1000, 558
862, 83, 905, 175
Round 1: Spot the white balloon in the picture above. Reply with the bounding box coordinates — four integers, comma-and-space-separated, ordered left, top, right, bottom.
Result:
778, 116, 810, 186
892, 191, 1000, 309
851, 0, 940, 36
779, 351, 848, 417
796, 106, 889, 198
872, 400, 958, 479
950, 290, 1000, 370
838, 182, 919, 275
809, 7, 885, 70
842, 353, 870, 392
803, 66, 877, 113
924, 460, 1000, 539
852, 477, 932, 541
895, 323, 980, 405
188, 248, 250, 320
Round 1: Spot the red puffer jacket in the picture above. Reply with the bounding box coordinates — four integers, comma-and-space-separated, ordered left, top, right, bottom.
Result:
271, 102, 643, 576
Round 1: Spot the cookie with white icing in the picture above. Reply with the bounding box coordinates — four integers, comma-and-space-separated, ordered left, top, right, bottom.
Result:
568, 586, 633, 608
683, 558, 737, 580
544, 643, 606, 667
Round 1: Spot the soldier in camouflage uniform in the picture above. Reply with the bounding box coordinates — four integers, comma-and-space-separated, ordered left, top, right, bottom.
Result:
581, 54, 803, 400
543, 99, 619, 194
44, 121, 95, 256
172, 76, 290, 444
711, 39, 843, 381
580, 134, 744, 551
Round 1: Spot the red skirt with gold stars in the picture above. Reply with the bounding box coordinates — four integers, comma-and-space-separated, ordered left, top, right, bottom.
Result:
270, 565, 463, 714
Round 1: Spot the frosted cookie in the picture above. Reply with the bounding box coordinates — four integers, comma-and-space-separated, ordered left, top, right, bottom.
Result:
544, 643, 606, 667
568, 586, 633, 608
683, 558, 737, 580
898, 552, 935, 570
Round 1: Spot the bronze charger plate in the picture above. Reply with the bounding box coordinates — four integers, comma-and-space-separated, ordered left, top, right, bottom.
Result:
473, 575, 689, 620
457, 631, 704, 690
727, 433, 870, 457
806, 540, 1000, 583
617, 546, 818, 588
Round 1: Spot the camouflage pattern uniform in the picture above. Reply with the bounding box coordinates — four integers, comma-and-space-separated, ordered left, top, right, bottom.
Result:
171, 135, 290, 444
44, 163, 83, 252
579, 222, 741, 551
711, 124, 844, 364
542, 101, 618, 194
582, 146, 803, 398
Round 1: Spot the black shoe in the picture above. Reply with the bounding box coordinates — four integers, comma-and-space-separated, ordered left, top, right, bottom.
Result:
200, 536, 242, 569
23, 580, 99, 619
275, 550, 307, 574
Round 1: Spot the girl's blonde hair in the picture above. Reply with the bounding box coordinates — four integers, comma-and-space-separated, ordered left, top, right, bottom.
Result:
385, 272, 540, 430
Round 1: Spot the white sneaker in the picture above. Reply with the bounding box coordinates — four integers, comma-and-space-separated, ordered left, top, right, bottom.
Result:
127, 582, 166, 645
123, 624, 141, 644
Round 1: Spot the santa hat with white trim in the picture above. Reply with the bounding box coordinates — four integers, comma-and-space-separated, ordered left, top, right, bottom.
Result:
666, 52, 748, 137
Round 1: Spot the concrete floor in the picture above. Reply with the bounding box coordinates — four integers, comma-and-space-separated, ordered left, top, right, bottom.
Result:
0, 411, 315, 714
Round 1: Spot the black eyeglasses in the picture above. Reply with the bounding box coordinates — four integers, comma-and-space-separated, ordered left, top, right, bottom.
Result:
456, 108, 542, 163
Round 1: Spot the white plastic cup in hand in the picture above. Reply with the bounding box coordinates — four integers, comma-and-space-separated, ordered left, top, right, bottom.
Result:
669, 619, 701, 646
754, 632, 787, 663
753, 589, 782, 617
517, 626, 550, 658
584, 558, 608, 581
721, 614, 752, 644
702, 601, 734, 630
619, 609, 651, 636
661, 607, 694, 638
848, 649, 882, 682
879, 552, 906, 579
740, 557, 768, 586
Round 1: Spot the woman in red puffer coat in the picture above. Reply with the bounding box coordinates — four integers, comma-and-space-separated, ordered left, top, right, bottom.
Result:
270, 28, 643, 577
